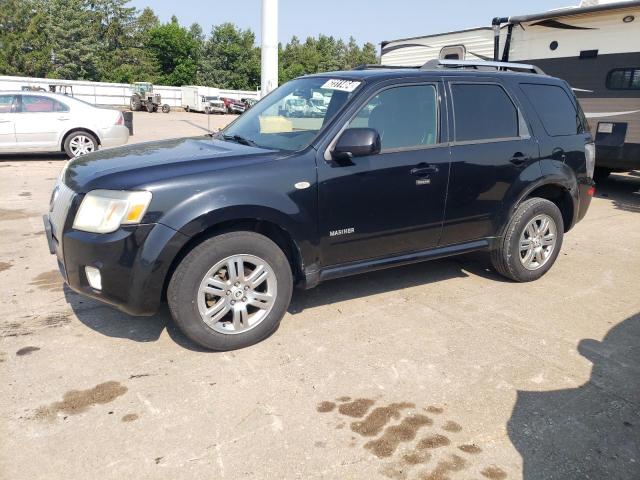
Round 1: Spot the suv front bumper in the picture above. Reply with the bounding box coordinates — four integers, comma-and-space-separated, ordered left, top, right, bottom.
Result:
44, 214, 188, 316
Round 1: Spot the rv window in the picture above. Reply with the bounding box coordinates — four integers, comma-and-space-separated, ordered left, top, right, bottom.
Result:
606, 68, 640, 90
520, 83, 580, 136
347, 84, 439, 151
451, 84, 518, 142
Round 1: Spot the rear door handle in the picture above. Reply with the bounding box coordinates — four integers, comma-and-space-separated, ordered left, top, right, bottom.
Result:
510, 153, 530, 166
411, 165, 439, 176
57, 116, 70, 121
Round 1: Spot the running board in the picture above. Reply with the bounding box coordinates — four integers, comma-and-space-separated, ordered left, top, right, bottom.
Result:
316, 239, 492, 284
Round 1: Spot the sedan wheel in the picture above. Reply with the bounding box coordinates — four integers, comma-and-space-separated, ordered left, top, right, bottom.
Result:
64, 132, 98, 158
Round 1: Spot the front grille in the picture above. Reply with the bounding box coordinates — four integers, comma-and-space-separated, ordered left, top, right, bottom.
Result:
49, 182, 75, 240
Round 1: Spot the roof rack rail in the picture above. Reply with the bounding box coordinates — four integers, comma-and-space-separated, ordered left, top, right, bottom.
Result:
421, 59, 545, 75
352, 64, 420, 70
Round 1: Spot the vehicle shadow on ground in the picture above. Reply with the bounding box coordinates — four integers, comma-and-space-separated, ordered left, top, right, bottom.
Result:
289, 252, 505, 313
63, 286, 209, 351
507, 312, 640, 480
595, 172, 640, 213
64, 253, 504, 351
0, 153, 67, 162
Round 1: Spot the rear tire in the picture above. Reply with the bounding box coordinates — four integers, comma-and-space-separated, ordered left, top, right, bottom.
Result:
130, 95, 141, 111
185, 105, 190, 112
63, 131, 98, 158
168, 231, 293, 351
491, 198, 564, 282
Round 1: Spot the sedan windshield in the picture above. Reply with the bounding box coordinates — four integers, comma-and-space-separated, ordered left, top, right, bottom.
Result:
220, 77, 362, 151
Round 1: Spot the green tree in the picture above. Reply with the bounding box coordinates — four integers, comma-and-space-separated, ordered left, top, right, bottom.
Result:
200, 23, 260, 90
47, 0, 99, 80
0, 0, 50, 77
147, 20, 198, 85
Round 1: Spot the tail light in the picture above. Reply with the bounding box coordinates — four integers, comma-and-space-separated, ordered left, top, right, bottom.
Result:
585, 142, 596, 178
115, 112, 124, 126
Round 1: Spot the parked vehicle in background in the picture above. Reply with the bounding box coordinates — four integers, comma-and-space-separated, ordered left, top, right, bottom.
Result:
283, 97, 307, 116
221, 97, 246, 114
0, 91, 128, 158
181, 86, 226, 114
242, 98, 257, 110
45, 60, 595, 351
130, 82, 170, 113
48, 84, 74, 96
381, 0, 640, 179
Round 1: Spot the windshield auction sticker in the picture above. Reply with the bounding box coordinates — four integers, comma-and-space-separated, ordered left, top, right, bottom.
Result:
321, 79, 361, 92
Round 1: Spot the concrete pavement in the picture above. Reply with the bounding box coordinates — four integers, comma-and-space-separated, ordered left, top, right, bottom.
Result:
1, 111, 638, 480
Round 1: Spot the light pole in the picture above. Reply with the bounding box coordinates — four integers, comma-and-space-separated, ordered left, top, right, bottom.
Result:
261, 0, 278, 98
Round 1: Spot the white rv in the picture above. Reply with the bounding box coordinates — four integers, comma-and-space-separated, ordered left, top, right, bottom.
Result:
381, 0, 640, 176
181, 86, 226, 114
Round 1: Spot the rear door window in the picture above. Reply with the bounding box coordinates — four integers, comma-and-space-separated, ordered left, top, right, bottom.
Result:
451, 83, 519, 142
520, 83, 580, 136
21, 96, 69, 113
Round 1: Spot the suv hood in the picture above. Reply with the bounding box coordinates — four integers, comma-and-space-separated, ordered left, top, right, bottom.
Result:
64, 136, 279, 192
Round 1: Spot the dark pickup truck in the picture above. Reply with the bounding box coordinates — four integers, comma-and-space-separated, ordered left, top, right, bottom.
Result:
45, 60, 595, 351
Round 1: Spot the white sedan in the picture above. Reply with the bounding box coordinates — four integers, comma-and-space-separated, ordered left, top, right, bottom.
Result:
0, 91, 129, 158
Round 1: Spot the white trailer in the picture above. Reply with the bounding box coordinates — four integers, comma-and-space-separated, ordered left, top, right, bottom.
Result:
381, 0, 640, 174
181, 86, 226, 114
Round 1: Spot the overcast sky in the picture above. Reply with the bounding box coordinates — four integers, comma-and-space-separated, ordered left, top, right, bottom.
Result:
129, 0, 576, 46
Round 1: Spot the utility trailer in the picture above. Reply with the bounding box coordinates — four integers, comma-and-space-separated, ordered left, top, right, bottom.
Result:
181, 86, 226, 114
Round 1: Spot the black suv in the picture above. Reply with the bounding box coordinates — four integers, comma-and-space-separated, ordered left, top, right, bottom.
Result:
45, 60, 595, 351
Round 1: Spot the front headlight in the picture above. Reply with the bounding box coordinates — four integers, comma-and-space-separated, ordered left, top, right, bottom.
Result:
73, 190, 152, 234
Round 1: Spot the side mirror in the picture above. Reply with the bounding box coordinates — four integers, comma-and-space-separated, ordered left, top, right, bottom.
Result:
333, 128, 381, 162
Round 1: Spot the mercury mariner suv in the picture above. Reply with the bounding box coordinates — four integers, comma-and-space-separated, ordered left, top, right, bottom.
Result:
45, 59, 595, 351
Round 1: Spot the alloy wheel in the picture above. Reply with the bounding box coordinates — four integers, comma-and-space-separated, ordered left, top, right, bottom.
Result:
69, 135, 95, 157
519, 213, 557, 270
197, 254, 277, 334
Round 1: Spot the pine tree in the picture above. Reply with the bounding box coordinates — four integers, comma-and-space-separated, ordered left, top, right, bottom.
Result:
47, 0, 99, 80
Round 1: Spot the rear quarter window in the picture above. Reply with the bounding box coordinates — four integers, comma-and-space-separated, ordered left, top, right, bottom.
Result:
520, 83, 580, 136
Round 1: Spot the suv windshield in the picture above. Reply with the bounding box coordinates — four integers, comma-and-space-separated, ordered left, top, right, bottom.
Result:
220, 77, 362, 151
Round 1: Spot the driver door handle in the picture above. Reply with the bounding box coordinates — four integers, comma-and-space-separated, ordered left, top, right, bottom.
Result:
411, 164, 439, 176
57, 116, 70, 121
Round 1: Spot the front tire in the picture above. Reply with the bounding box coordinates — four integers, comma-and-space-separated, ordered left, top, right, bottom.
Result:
491, 198, 564, 282
168, 231, 293, 351
64, 131, 98, 158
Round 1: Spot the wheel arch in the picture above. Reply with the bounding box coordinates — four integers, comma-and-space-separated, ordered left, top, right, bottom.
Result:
161, 217, 306, 301
60, 127, 101, 152
512, 181, 576, 233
